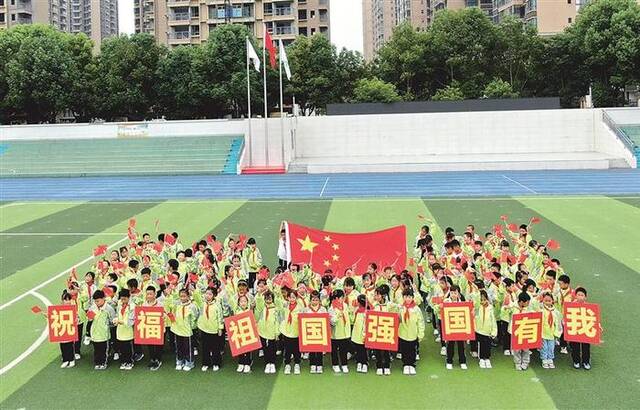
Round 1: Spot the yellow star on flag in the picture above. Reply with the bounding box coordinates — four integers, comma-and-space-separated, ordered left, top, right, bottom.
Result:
332, 243, 340, 251
332, 254, 340, 261
297, 235, 319, 253
323, 260, 331, 267
324, 235, 332, 242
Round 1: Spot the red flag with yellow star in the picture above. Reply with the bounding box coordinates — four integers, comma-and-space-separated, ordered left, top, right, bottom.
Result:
286, 222, 407, 273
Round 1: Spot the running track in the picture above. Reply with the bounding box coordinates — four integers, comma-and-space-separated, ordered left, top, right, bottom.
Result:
1, 169, 639, 201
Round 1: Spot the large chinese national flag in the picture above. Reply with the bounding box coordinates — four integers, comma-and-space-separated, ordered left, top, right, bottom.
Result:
286, 222, 407, 273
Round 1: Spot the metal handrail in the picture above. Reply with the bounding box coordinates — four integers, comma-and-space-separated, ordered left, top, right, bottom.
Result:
602, 110, 636, 153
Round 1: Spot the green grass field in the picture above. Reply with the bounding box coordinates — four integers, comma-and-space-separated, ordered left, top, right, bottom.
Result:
1, 197, 639, 410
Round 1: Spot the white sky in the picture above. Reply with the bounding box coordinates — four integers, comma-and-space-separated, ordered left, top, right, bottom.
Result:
118, 0, 363, 52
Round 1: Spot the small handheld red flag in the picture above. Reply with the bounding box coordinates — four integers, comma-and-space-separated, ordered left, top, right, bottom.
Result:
546, 239, 560, 251
167, 312, 176, 322
31, 305, 42, 314
500, 215, 508, 221
530, 217, 541, 225
69, 266, 78, 280
408, 258, 415, 267
189, 273, 199, 284
128, 218, 136, 228
87, 310, 96, 320
206, 235, 215, 246
93, 244, 108, 257
103, 287, 114, 298
212, 241, 223, 254
507, 223, 518, 233
153, 241, 164, 254
236, 234, 248, 251
164, 233, 176, 246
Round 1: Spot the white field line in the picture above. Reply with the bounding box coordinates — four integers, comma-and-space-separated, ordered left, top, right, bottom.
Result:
502, 175, 538, 194
0, 236, 127, 311
0, 291, 52, 376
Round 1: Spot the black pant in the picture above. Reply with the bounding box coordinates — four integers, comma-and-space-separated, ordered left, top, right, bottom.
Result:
74, 323, 84, 355
278, 259, 288, 270
165, 327, 176, 354
437, 320, 445, 347
309, 352, 323, 366
283, 336, 301, 365
446, 341, 466, 364
147, 344, 163, 363
559, 332, 568, 349
570, 342, 591, 365
118, 339, 134, 365
238, 352, 252, 365
262, 337, 277, 365
353, 342, 367, 365
174, 334, 193, 363
399, 338, 418, 366
93, 341, 108, 366
498, 321, 510, 351
60, 342, 75, 362
248, 272, 257, 290
477, 333, 491, 359
85, 320, 93, 337
201, 331, 223, 367
331, 338, 349, 366
375, 350, 390, 369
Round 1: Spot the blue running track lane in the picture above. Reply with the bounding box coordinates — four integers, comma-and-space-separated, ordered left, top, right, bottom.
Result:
1, 169, 639, 201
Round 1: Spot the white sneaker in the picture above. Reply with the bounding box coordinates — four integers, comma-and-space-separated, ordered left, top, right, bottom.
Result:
237, 364, 244, 373
120, 363, 127, 370
284, 364, 292, 375
440, 346, 446, 356
403, 365, 410, 375
361, 364, 368, 373
560, 347, 568, 354
212, 365, 220, 372
435, 336, 441, 343
67, 360, 76, 368
332, 365, 341, 373
74, 353, 81, 360
461, 363, 468, 370
384, 368, 391, 375
60, 361, 69, 369
548, 361, 555, 369
376, 368, 383, 376
409, 366, 416, 375
294, 364, 301, 374
113, 352, 119, 361
471, 351, 478, 358
201, 365, 209, 372
515, 364, 523, 371
243, 365, 251, 373
433, 329, 439, 335
346, 352, 352, 360
265, 365, 271, 374
504, 349, 511, 356
317, 366, 323, 373
175, 364, 183, 371
396, 353, 402, 359
479, 359, 486, 368
310, 365, 317, 374
485, 360, 492, 368
446, 363, 453, 370
341, 365, 349, 373
356, 363, 362, 373
302, 353, 309, 360
183, 364, 193, 371
193, 349, 198, 356
259, 350, 264, 357
416, 354, 420, 360
83, 336, 91, 346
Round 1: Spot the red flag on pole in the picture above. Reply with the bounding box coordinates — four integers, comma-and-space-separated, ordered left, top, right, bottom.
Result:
264, 29, 277, 69
287, 222, 407, 272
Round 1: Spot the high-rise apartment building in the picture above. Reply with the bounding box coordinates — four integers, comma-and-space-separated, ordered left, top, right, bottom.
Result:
0, 0, 118, 51
135, 0, 330, 48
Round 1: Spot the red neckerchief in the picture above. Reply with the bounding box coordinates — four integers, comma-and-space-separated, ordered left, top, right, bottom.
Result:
265, 304, 274, 321
402, 301, 416, 322
545, 305, 554, 327
287, 301, 297, 325
205, 303, 211, 320
120, 302, 128, 316
356, 306, 366, 315
310, 305, 321, 313
331, 299, 347, 325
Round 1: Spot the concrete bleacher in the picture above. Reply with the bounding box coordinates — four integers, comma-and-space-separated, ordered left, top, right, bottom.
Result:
286, 108, 637, 173
0, 135, 243, 177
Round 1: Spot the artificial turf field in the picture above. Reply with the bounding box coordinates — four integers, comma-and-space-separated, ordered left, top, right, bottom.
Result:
1, 196, 639, 410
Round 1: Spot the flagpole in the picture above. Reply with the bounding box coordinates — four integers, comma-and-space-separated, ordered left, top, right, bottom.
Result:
263, 25, 269, 167
246, 37, 253, 167
279, 40, 285, 167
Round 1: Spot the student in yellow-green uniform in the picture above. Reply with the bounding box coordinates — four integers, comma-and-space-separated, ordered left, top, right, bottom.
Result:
329, 289, 351, 374
398, 289, 424, 375
351, 294, 368, 373
114, 289, 135, 370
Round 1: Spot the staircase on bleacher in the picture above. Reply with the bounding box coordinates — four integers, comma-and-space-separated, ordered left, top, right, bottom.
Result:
0, 135, 244, 178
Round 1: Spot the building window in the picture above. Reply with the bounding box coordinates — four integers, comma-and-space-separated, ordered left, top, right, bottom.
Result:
0, 13, 4, 23
567, 0, 571, 3
11, 13, 15, 21
568, 17, 572, 23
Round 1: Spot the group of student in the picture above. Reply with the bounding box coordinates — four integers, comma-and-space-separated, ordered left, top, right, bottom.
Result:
53, 221, 595, 375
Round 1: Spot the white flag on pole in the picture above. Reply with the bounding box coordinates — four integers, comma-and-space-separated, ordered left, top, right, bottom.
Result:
247, 38, 261, 72
279, 39, 291, 80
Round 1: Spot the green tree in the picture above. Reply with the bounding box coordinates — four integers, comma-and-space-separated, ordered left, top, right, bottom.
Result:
483, 78, 519, 98
432, 82, 465, 101
571, 0, 640, 106
96, 34, 165, 120
495, 16, 541, 94
335, 48, 368, 103
286, 34, 339, 115
376, 23, 430, 99
0, 25, 77, 123
156, 46, 203, 119
352, 77, 402, 103
66, 32, 98, 122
